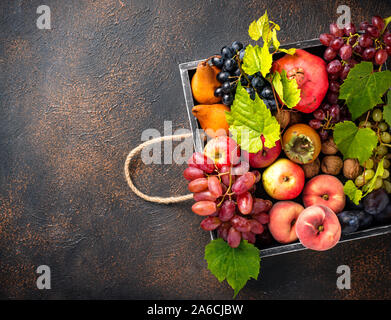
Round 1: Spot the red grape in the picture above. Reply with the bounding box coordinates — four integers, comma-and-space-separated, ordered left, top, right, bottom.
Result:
230, 215, 251, 233
330, 104, 341, 122
339, 44, 353, 60
183, 167, 205, 181
319, 130, 329, 141
319, 33, 335, 46
313, 108, 326, 120
375, 49, 388, 65
227, 227, 241, 248
219, 165, 231, 186
219, 199, 236, 222
200, 217, 222, 231
188, 178, 208, 193
372, 16, 385, 31
328, 72, 340, 81
251, 198, 272, 214
237, 192, 253, 215
251, 170, 261, 183
253, 212, 270, 224
359, 21, 370, 31
192, 201, 217, 216
330, 37, 344, 50
208, 176, 223, 197
309, 119, 322, 130
249, 219, 264, 234
327, 91, 339, 104
359, 34, 373, 48
362, 47, 376, 61
324, 47, 337, 61
230, 161, 249, 176
367, 25, 380, 38
330, 23, 344, 37
188, 152, 214, 173
329, 81, 340, 93
386, 45, 391, 56
326, 60, 342, 74
241, 231, 256, 244
353, 45, 364, 55
217, 222, 230, 241
384, 34, 391, 46
193, 191, 217, 202
340, 64, 351, 80
344, 22, 356, 36
231, 172, 256, 195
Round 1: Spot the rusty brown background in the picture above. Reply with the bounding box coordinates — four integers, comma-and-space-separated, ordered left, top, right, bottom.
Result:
1, 0, 391, 299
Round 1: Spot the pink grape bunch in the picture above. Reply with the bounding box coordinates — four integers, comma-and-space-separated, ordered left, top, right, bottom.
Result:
310, 16, 391, 141
183, 152, 272, 248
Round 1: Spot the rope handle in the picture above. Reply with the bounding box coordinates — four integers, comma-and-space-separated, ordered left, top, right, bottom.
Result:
124, 133, 194, 204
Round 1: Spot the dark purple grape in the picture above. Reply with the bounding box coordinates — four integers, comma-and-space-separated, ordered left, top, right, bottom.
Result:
320, 33, 335, 46
330, 23, 344, 37
223, 58, 237, 72
340, 65, 351, 80
326, 60, 342, 74
358, 34, 373, 48
330, 104, 341, 122
338, 211, 360, 235
353, 45, 364, 55
222, 93, 234, 106
221, 46, 234, 59
356, 211, 373, 229
214, 87, 224, 97
372, 16, 385, 31
231, 41, 243, 52
232, 68, 241, 77
222, 81, 233, 93
324, 47, 337, 61
330, 37, 344, 50
362, 47, 376, 61
384, 34, 391, 46
212, 57, 224, 69
246, 87, 255, 100
363, 188, 389, 215
339, 44, 353, 60
217, 71, 230, 83
387, 45, 391, 56
328, 72, 340, 81
374, 204, 391, 223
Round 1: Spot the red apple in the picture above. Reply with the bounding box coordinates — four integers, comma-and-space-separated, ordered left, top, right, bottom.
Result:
242, 136, 282, 168
295, 205, 341, 251
204, 136, 240, 169
302, 174, 346, 213
268, 201, 304, 243
262, 158, 305, 200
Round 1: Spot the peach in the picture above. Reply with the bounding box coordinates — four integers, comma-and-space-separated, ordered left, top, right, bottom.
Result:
302, 174, 346, 213
295, 205, 341, 251
268, 201, 304, 244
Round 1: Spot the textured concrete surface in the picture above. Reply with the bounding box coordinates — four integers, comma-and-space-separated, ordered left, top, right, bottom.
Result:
1, 0, 391, 299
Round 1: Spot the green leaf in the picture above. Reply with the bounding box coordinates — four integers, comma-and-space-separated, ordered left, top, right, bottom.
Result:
279, 48, 296, 55
248, 11, 270, 42
272, 70, 301, 109
383, 16, 391, 33
226, 83, 280, 152
271, 28, 280, 51
205, 239, 260, 298
383, 90, 391, 127
242, 42, 273, 77
363, 158, 385, 195
344, 180, 363, 205
333, 121, 378, 165
339, 62, 391, 120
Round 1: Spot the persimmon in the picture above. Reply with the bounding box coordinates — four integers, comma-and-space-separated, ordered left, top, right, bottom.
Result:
282, 123, 321, 164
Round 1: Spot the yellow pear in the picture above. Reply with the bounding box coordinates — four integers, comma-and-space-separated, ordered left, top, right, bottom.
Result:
191, 61, 221, 104
192, 104, 230, 138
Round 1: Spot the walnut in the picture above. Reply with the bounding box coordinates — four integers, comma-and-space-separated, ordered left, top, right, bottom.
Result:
302, 158, 320, 179
275, 110, 291, 129
343, 159, 361, 180
289, 111, 302, 126
321, 156, 343, 175
321, 137, 338, 155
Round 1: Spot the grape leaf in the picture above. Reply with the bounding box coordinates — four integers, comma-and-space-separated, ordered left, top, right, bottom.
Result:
248, 11, 270, 42
242, 42, 273, 77
344, 180, 363, 205
339, 62, 391, 120
383, 90, 391, 127
333, 121, 378, 165
271, 28, 280, 51
204, 239, 260, 298
272, 70, 301, 109
363, 158, 385, 195
226, 83, 280, 152
279, 48, 296, 55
